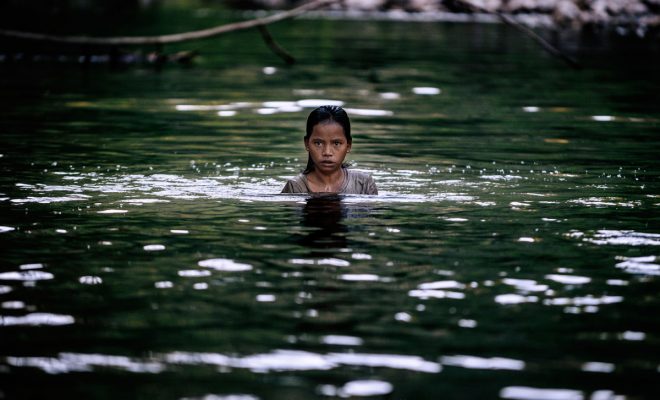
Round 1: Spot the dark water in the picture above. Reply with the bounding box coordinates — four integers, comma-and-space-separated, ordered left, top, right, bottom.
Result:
1, 6, 660, 400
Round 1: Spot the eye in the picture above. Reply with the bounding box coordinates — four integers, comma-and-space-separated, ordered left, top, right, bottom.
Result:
313, 141, 322, 146
334, 140, 342, 146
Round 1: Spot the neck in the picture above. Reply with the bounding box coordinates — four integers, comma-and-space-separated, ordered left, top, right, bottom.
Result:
307, 167, 345, 192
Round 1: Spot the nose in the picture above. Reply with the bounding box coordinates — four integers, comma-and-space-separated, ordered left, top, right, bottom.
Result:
322, 144, 333, 157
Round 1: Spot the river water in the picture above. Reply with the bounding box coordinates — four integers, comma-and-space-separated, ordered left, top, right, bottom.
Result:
1, 6, 659, 400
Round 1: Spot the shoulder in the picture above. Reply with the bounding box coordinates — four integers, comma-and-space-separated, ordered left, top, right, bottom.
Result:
344, 169, 378, 195
281, 174, 309, 193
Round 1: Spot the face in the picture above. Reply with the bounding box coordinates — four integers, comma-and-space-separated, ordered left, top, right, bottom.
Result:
305, 122, 352, 174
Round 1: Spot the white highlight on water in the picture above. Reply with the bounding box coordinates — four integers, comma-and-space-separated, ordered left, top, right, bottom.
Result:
379, 92, 400, 99
1, 313, 75, 326
143, 244, 166, 251
500, 386, 584, 400
339, 274, 380, 282
591, 115, 616, 122
327, 352, 442, 373
296, 99, 344, 108
569, 230, 660, 246
620, 331, 645, 341
615, 255, 659, 275
256, 294, 276, 302
178, 270, 212, 278
394, 312, 412, 322
198, 258, 253, 272
2, 301, 26, 309
341, 380, 393, 397
502, 278, 548, 292
409, 289, 465, 299
545, 274, 591, 285
441, 355, 525, 370
320, 335, 363, 346
412, 87, 441, 95
20, 263, 44, 270
344, 107, 393, 117
351, 253, 372, 260
0, 270, 54, 281
458, 319, 477, 328
417, 280, 465, 290
495, 294, 538, 305
155, 281, 173, 289
97, 209, 127, 214
79, 276, 103, 285
581, 362, 615, 373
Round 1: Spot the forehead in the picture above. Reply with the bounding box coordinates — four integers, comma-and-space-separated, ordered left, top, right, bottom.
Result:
310, 122, 346, 139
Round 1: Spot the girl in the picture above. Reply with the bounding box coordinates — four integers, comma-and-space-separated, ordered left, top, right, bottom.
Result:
281, 106, 378, 195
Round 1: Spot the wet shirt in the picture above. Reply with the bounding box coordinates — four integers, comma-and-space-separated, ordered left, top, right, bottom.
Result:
281, 168, 378, 195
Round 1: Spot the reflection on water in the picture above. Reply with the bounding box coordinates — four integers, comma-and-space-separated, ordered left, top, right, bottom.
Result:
298, 195, 348, 251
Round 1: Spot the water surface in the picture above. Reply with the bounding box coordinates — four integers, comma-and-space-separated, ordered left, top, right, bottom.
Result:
1, 7, 659, 400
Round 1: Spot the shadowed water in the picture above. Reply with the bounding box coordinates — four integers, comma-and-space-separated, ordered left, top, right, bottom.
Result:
1, 5, 659, 400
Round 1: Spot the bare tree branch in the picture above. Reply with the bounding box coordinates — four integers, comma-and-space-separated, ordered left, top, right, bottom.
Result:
0, 0, 338, 46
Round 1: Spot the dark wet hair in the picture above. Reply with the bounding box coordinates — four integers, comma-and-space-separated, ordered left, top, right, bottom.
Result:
303, 105, 352, 175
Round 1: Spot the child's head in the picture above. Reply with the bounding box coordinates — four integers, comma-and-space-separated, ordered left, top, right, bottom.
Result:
303, 106, 352, 174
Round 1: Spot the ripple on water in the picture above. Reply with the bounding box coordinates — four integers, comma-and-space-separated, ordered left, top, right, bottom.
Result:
545, 274, 591, 285
581, 362, 615, 373
615, 255, 659, 275
341, 380, 393, 397
320, 335, 364, 346
20, 263, 44, 270
339, 274, 382, 282
289, 258, 350, 267
502, 278, 548, 292
567, 230, 660, 246
12, 168, 493, 205
0, 271, 54, 281
417, 280, 465, 290
409, 289, 466, 300
494, 294, 539, 305
412, 87, 441, 95
440, 355, 525, 371
2, 301, 26, 309
1, 313, 74, 326
500, 386, 584, 400
178, 270, 212, 278
568, 197, 641, 208
143, 244, 166, 251
79, 276, 103, 285
198, 258, 253, 272
0, 226, 16, 233
8, 349, 442, 375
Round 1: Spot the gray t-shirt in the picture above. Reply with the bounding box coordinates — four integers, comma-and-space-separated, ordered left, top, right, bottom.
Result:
281, 169, 378, 195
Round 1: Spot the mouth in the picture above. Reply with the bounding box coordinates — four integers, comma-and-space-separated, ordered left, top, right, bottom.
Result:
320, 161, 335, 166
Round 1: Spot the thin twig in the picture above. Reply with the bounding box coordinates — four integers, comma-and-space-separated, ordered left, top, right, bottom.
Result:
457, 0, 581, 69
258, 25, 296, 64
497, 12, 581, 69
0, 0, 338, 46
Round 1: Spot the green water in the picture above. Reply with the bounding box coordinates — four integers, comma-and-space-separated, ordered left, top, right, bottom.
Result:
1, 6, 660, 400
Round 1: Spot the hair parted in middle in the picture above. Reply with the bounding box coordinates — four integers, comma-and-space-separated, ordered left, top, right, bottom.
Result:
303, 105, 352, 175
